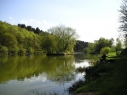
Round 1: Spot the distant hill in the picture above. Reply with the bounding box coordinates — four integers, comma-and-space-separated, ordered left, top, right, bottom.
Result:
74, 40, 88, 52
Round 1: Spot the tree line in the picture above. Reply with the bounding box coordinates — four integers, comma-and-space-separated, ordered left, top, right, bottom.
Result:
0, 21, 78, 55
83, 37, 123, 54
1, 0, 127, 56
18, 24, 44, 34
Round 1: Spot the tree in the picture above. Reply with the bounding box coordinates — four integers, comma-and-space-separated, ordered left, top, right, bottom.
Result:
94, 37, 114, 53
41, 34, 58, 54
35, 27, 41, 34
83, 47, 90, 54
119, 0, 127, 47
116, 38, 123, 51
0, 46, 8, 54
100, 47, 111, 54
0, 33, 18, 51
74, 40, 88, 51
47, 25, 78, 53
18, 24, 26, 29
26, 26, 33, 31
87, 43, 95, 53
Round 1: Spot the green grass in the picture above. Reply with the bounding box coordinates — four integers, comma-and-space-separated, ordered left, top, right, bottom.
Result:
107, 52, 116, 57
70, 53, 127, 95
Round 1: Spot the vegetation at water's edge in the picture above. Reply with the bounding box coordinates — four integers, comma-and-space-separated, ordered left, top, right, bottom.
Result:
68, 52, 127, 95
0, 21, 79, 55
83, 37, 123, 55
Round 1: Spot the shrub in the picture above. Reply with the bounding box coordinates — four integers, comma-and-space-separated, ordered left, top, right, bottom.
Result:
0, 46, 8, 54
27, 47, 34, 54
18, 48, 26, 54
100, 47, 111, 54
83, 47, 90, 54
10, 46, 19, 53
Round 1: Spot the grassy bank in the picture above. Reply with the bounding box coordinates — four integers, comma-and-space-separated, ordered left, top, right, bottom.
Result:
68, 52, 127, 95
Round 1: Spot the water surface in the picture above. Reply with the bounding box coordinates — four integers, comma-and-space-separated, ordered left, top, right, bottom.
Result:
0, 54, 90, 95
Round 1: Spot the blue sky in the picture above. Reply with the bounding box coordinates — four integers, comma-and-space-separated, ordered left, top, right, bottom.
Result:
0, 0, 122, 42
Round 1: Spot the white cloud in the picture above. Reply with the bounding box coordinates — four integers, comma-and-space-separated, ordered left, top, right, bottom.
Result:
8, 16, 15, 24
9, 16, 13, 19
21, 19, 41, 24
67, 17, 119, 42
20, 19, 55, 31
21, 20, 28, 24
43, 20, 49, 25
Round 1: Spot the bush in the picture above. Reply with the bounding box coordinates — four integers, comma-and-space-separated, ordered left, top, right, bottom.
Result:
18, 48, 26, 54
100, 47, 111, 54
83, 47, 90, 54
0, 46, 8, 54
27, 47, 34, 54
110, 47, 116, 52
121, 48, 127, 55
10, 46, 19, 53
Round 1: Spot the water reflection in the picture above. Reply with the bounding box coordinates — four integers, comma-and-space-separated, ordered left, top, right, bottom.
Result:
0, 55, 75, 83
0, 54, 91, 95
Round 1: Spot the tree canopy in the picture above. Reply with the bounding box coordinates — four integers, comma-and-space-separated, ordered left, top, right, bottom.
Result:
47, 25, 79, 54
119, 0, 127, 47
0, 21, 79, 55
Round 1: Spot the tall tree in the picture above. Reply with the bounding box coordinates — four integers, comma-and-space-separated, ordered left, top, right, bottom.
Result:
94, 37, 114, 53
119, 0, 127, 47
47, 25, 79, 53
26, 26, 33, 31
35, 27, 40, 34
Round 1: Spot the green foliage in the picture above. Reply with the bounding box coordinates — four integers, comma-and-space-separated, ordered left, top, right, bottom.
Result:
115, 38, 123, 51
100, 47, 111, 54
110, 46, 116, 52
86, 37, 114, 54
121, 47, 127, 55
119, 0, 127, 47
83, 47, 90, 54
0, 21, 42, 54
0, 46, 8, 54
41, 34, 58, 54
18, 48, 27, 54
74, 41, 88, 52
0, 21, 78, 55
47, 25, 78, 53
94, 37, 114, 53
107, 52, 116, 57
27, 47, 34, 54
0, 33, 18, 50
69, 54, 127, 95
10, 46, 19, 53
87, 43, 95, 53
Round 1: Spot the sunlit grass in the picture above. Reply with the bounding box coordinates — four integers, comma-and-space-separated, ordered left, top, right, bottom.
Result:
107, 52, 116, 57
68, 53, 127, 95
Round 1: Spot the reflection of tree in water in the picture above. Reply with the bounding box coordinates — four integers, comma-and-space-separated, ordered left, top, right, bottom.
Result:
74, 53, 100, 64
0, 55, 75, 83
45, 55, 76, 84
74, 53, 86, 63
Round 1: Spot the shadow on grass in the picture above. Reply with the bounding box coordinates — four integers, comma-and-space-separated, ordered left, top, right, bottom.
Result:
107, 55, 127, 60
68, 55, 127, 95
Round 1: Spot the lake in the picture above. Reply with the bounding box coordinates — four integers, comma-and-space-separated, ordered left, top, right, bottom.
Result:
0, 53, 91, 95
